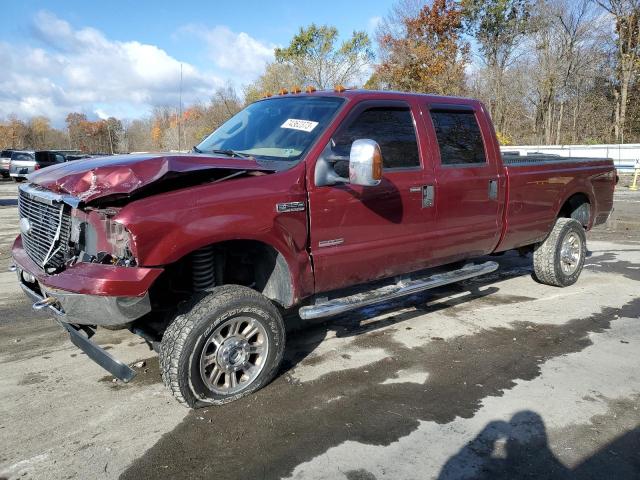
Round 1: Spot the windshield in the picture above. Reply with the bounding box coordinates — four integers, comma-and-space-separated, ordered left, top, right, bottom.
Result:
196, 96, 345, 164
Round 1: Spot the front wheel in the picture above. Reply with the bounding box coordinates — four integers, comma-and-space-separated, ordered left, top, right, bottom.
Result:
160, 285, 285, 408
533, 218, 586, 287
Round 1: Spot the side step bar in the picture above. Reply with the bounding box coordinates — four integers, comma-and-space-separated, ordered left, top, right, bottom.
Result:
299, 261, 499, 320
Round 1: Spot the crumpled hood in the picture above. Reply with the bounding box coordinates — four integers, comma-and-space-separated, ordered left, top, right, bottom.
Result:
27, 153, 275, 203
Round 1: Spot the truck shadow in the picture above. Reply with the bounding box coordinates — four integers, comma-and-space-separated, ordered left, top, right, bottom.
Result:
282, 251, 535, 376
437, 410, 640, 480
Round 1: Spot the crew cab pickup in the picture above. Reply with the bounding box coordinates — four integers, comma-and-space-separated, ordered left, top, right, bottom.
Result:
11, 90, 616, 408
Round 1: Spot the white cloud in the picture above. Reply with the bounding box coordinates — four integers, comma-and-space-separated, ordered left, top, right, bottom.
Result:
181, 24, 275, 81
0, 11, 223, 125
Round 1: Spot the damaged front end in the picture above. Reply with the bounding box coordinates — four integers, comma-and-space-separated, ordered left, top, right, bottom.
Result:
12, 153, 276, 381
12, 183, 160, 381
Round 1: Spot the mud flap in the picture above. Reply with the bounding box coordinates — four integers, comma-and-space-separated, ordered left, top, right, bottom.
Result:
57, 321, 136, 382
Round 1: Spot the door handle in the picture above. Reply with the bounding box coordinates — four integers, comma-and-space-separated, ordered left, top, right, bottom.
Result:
488, 179, 498, 200
422, 185, 434, 208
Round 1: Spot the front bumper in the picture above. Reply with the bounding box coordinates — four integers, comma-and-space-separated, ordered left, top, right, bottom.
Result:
15, 278, 136, 381
12, 236, 162, 325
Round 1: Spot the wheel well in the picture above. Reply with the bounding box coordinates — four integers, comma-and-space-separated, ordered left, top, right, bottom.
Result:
212, 240, 294, 307
558, 193, 590, 227
151, 240, 294, 309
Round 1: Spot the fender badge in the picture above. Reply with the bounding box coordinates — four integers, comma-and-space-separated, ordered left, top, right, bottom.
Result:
276, 201, 306, 213
318, 238, 344, 248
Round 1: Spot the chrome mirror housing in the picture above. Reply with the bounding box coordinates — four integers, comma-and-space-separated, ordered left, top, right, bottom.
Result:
349, 139, 383, 187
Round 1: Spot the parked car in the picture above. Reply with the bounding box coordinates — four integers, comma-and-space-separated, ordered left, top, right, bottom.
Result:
8, 151, 35, 181
11, 89, 616, 408
1, 149, 14, 178
9, 150, 86, 181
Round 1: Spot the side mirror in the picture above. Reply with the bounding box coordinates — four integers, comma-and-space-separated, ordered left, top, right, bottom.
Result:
349, 139, 382, 187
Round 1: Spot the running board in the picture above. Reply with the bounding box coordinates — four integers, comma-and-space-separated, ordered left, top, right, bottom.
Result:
299, 261, 499, 320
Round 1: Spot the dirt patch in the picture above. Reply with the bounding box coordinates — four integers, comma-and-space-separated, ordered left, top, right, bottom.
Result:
99, 356, 162, 389
17, 372, 48, 386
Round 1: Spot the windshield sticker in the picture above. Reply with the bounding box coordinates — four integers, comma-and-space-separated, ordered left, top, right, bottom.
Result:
281, 119, 319, 132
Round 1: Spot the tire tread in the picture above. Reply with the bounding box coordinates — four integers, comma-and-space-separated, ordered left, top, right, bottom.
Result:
533, 218, 585, 287
159, 285, 284, 407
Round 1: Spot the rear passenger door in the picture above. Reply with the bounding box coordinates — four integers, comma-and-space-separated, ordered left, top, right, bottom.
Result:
424, 104, 502, 261
309, 100, 437, 292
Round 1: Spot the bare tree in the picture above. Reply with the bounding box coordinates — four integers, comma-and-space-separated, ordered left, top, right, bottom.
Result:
595, 0, 640, 142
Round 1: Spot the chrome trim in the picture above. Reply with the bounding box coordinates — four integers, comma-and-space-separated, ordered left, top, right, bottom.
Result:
299, 261, 499, 320
16, 269, 151, 326
41, 286, 152, 326
18, 183, 81, 208
349, 139, 382, 187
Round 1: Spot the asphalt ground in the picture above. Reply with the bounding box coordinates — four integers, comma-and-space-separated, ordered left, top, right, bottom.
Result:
0, 177, 639, 480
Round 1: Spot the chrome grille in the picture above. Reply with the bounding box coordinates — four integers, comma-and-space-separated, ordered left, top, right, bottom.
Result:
18, 187, 72, 271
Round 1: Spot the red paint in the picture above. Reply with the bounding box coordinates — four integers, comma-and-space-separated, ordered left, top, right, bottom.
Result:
28, 153, 275, 202
13, 90, 616, 304
12, 236, 162, 297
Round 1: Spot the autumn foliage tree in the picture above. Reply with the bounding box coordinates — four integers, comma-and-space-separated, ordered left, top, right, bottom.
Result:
372, 0, 469, 95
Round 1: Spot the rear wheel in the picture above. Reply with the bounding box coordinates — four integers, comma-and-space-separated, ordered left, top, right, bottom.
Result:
160, 285, 285, 408
533, 218, 586, 287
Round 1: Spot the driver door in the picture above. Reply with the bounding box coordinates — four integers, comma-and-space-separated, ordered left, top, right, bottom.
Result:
307, 100, 436, 293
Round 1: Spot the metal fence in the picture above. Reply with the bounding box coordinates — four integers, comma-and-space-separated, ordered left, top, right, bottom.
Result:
501, 144, 640, 172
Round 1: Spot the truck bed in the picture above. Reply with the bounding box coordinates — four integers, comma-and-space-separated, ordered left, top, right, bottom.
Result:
496, 153, 615, 252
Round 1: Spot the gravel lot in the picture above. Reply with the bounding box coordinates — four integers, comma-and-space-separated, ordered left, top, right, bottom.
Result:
0, 177, 639, 480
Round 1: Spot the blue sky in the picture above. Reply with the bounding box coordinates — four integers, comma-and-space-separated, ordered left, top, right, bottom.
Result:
0, 0, 392, 125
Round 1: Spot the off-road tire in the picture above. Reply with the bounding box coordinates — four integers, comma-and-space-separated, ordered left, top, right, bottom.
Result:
160, 285, 285, 408
533, 218, 586, 287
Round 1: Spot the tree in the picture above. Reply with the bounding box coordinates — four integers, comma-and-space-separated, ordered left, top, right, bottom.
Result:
28, 116, 51, 148
595, 0, 640, 142
243, 63, 299, 103
462, 0, 535, 133
528, 0, 605, 144
66, 113, 88, 150
373, 0, 469, 95
274, 24, 373, 89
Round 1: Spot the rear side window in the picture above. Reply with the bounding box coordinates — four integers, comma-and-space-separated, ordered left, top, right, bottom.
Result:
332, 106, 420, 169
430, 110, 486, 165
11, 152, 34, 161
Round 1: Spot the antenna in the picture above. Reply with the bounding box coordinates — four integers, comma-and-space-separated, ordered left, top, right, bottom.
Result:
178, 63, 183, 151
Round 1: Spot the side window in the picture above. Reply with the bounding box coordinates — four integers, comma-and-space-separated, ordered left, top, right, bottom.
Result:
331, 106, 420, 169
430, 110, 486, 165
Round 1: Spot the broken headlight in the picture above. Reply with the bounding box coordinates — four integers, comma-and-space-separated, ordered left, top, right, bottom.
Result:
103, 219, 136, 266
70, 210, 137, 267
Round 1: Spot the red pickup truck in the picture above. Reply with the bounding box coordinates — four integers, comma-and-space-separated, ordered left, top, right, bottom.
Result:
11, 89, 615, 407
